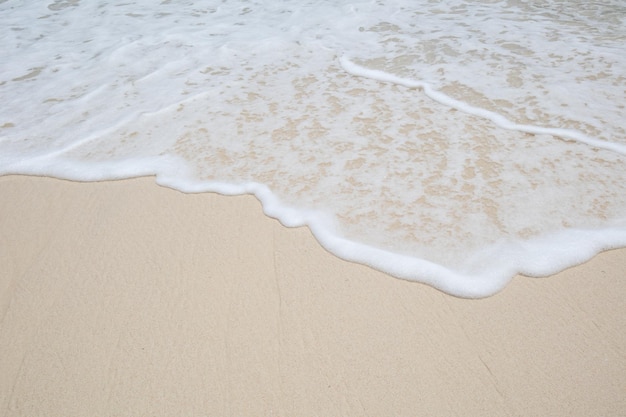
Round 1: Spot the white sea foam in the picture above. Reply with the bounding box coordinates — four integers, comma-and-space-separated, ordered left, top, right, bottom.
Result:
1, 0, 625, 297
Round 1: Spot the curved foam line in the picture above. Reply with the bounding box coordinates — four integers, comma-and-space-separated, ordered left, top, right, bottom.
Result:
339, 56, 626, 155
119, 164, 626, 298
5, 154, 626, 298
151, 170, 517, 298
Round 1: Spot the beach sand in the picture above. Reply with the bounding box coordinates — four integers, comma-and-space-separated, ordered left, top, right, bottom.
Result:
1, 174, 624, 416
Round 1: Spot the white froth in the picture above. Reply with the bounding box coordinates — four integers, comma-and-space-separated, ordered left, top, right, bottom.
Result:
340, 57, 626, 155
1, 0, 625, 297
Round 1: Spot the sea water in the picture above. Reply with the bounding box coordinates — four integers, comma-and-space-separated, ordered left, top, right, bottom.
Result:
1, 0, 625, 297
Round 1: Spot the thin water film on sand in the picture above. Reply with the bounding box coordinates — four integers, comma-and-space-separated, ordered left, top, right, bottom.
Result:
1, 0, 625, 296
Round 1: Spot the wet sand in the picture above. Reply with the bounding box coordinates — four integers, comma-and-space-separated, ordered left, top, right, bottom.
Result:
1, 174, 624, 416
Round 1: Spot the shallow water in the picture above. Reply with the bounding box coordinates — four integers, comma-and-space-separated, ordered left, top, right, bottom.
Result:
2, 0, 625, 296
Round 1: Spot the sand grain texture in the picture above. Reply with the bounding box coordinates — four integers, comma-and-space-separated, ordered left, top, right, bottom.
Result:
1, 175, 625, 416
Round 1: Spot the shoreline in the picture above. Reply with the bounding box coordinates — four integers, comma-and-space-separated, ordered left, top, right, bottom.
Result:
1, 174, 625, 415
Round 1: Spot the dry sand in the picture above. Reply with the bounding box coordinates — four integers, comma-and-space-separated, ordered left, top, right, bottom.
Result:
0, 174, 624, 416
